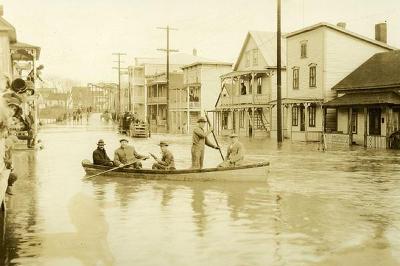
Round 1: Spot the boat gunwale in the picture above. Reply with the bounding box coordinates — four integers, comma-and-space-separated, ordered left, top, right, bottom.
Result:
82, 160, 269, 175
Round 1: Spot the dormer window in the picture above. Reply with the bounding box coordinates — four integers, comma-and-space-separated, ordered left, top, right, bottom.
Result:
301, 41, 307, 58
245, 51, 250, 67
252, 49, 258, 66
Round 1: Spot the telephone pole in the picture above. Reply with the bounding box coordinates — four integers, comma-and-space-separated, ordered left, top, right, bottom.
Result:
112, 52, 126, 114
157, 25, 178, 132
276, 0, 283, 143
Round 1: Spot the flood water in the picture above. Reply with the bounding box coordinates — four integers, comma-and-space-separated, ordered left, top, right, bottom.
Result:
1, 114, 400, 266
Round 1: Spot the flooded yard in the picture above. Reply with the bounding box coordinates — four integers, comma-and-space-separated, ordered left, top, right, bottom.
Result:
1, 117, 400, 266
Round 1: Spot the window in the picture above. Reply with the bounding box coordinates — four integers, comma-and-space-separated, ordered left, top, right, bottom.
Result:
309, 65, 316, 87
301, 42, 307, 58
351, 111, 358, 134
252, 49, 258, 66
293, 68, 299, 89
239, 111, 244, 128
257, 77, 262, 94
245, 51, 250, 67
292, 106, 299, 126
308, 105, 316, 127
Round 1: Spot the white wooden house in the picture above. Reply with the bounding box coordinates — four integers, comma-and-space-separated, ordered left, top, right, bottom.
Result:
214, 31, 287, 137
284, 22, 395, 142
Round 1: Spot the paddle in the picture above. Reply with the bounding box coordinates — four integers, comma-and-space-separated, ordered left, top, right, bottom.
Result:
204, 111, 224, 161
85, 160, 142, 179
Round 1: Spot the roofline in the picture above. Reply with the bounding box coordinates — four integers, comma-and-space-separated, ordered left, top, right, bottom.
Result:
284, 22, 397, 50
335, 84, 400, 91
181, 61, 233, 69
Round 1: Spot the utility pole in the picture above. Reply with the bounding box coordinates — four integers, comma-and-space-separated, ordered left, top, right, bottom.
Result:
112, 52, 126, 115
277, 0, 283, 143
157, 25, 178, 132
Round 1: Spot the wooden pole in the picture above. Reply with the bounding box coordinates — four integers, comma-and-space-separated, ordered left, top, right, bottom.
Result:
205, 111, 224, 161
276, 0, 283, 143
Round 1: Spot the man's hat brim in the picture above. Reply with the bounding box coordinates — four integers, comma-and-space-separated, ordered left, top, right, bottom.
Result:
119, 139, 129, 143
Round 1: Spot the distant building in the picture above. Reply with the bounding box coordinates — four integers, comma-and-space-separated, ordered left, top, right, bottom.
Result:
38, 88, 69, 120
127, 53, 225, 122
323, 50, 400, 149
214, 31, 287, 138
284, 22, 395, 142
170, 61, 232, 134
146, 72, 183, 133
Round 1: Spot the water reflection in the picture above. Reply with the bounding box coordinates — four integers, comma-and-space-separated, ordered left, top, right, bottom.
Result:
38, 193, 114, 266
1, 117, 400, 265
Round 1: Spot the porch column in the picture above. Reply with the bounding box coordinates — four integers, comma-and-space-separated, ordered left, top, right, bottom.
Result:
348, 107, 353, 146
364, 107, 368, 147
187, 87, 190, 133
304, 103, 309, 141
386, 106, 392, 148
323, 107, 327, 133
252, 107, 255, 138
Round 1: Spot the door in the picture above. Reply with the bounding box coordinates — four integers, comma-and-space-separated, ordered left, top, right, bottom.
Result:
369, 108, 381, 135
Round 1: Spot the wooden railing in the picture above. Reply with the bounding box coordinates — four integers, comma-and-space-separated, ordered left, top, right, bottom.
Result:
219, 94, 269, 106
147, 97, 167, 104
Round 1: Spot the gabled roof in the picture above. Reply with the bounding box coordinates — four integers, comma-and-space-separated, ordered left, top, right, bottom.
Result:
284, 22, 396, 51
333, 50, 400, 91
233, 31, 286, 71
0, 16, 16, 42
324, 91, 400, 107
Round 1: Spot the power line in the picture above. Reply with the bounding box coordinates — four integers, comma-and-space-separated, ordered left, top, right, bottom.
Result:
112, 52, 127, 114
157, 25, 179, 132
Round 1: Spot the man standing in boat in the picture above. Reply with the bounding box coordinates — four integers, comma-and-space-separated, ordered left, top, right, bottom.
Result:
218, 133, 245, 168
150, 141, 176, 170
114, 138, 149, 169
92, 139, 113, 166
191, 117, 219, 169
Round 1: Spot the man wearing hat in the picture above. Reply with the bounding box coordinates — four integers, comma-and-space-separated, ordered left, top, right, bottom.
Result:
191, 116, 219, 169
114, 138, 149, 169
218, 133, 245, 168
150, 141, 175, 170
92, 139, 113, 166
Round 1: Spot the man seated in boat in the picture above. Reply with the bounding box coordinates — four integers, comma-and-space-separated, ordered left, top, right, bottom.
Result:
218, 133, 245, 168
114, 138, 149, 169
150, 141, 176, 170
92, 139, 114, 166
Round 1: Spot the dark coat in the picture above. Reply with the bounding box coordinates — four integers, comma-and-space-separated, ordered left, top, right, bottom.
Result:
93, 148, 113, 166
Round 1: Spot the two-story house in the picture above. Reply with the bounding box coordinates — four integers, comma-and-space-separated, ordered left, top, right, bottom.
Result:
146, 71, 183, 133
169, 61, 232, 134
214, 31, 286, 138
128, 53, 217, 122
284, 22, 395, 142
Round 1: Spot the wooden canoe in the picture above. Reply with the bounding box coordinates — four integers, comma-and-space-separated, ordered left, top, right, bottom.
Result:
81, 160, 269, 182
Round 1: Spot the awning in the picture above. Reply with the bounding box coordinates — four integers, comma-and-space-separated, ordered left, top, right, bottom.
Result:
324, 91, 400, 107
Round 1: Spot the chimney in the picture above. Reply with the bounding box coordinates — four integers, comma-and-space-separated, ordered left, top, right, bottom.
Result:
337, 22, 346, 29
192, 48, 197, 56
0, 6, 3, 17
375, 23, 387, 43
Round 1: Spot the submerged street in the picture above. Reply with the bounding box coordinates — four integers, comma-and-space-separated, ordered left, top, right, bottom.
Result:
0, 114, 399, 266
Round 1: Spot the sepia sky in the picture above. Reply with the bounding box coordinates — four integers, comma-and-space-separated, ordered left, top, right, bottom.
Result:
2, 0, 400, 85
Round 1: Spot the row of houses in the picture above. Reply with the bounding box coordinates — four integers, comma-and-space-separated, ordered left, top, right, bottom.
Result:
114, 21, 399, 149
